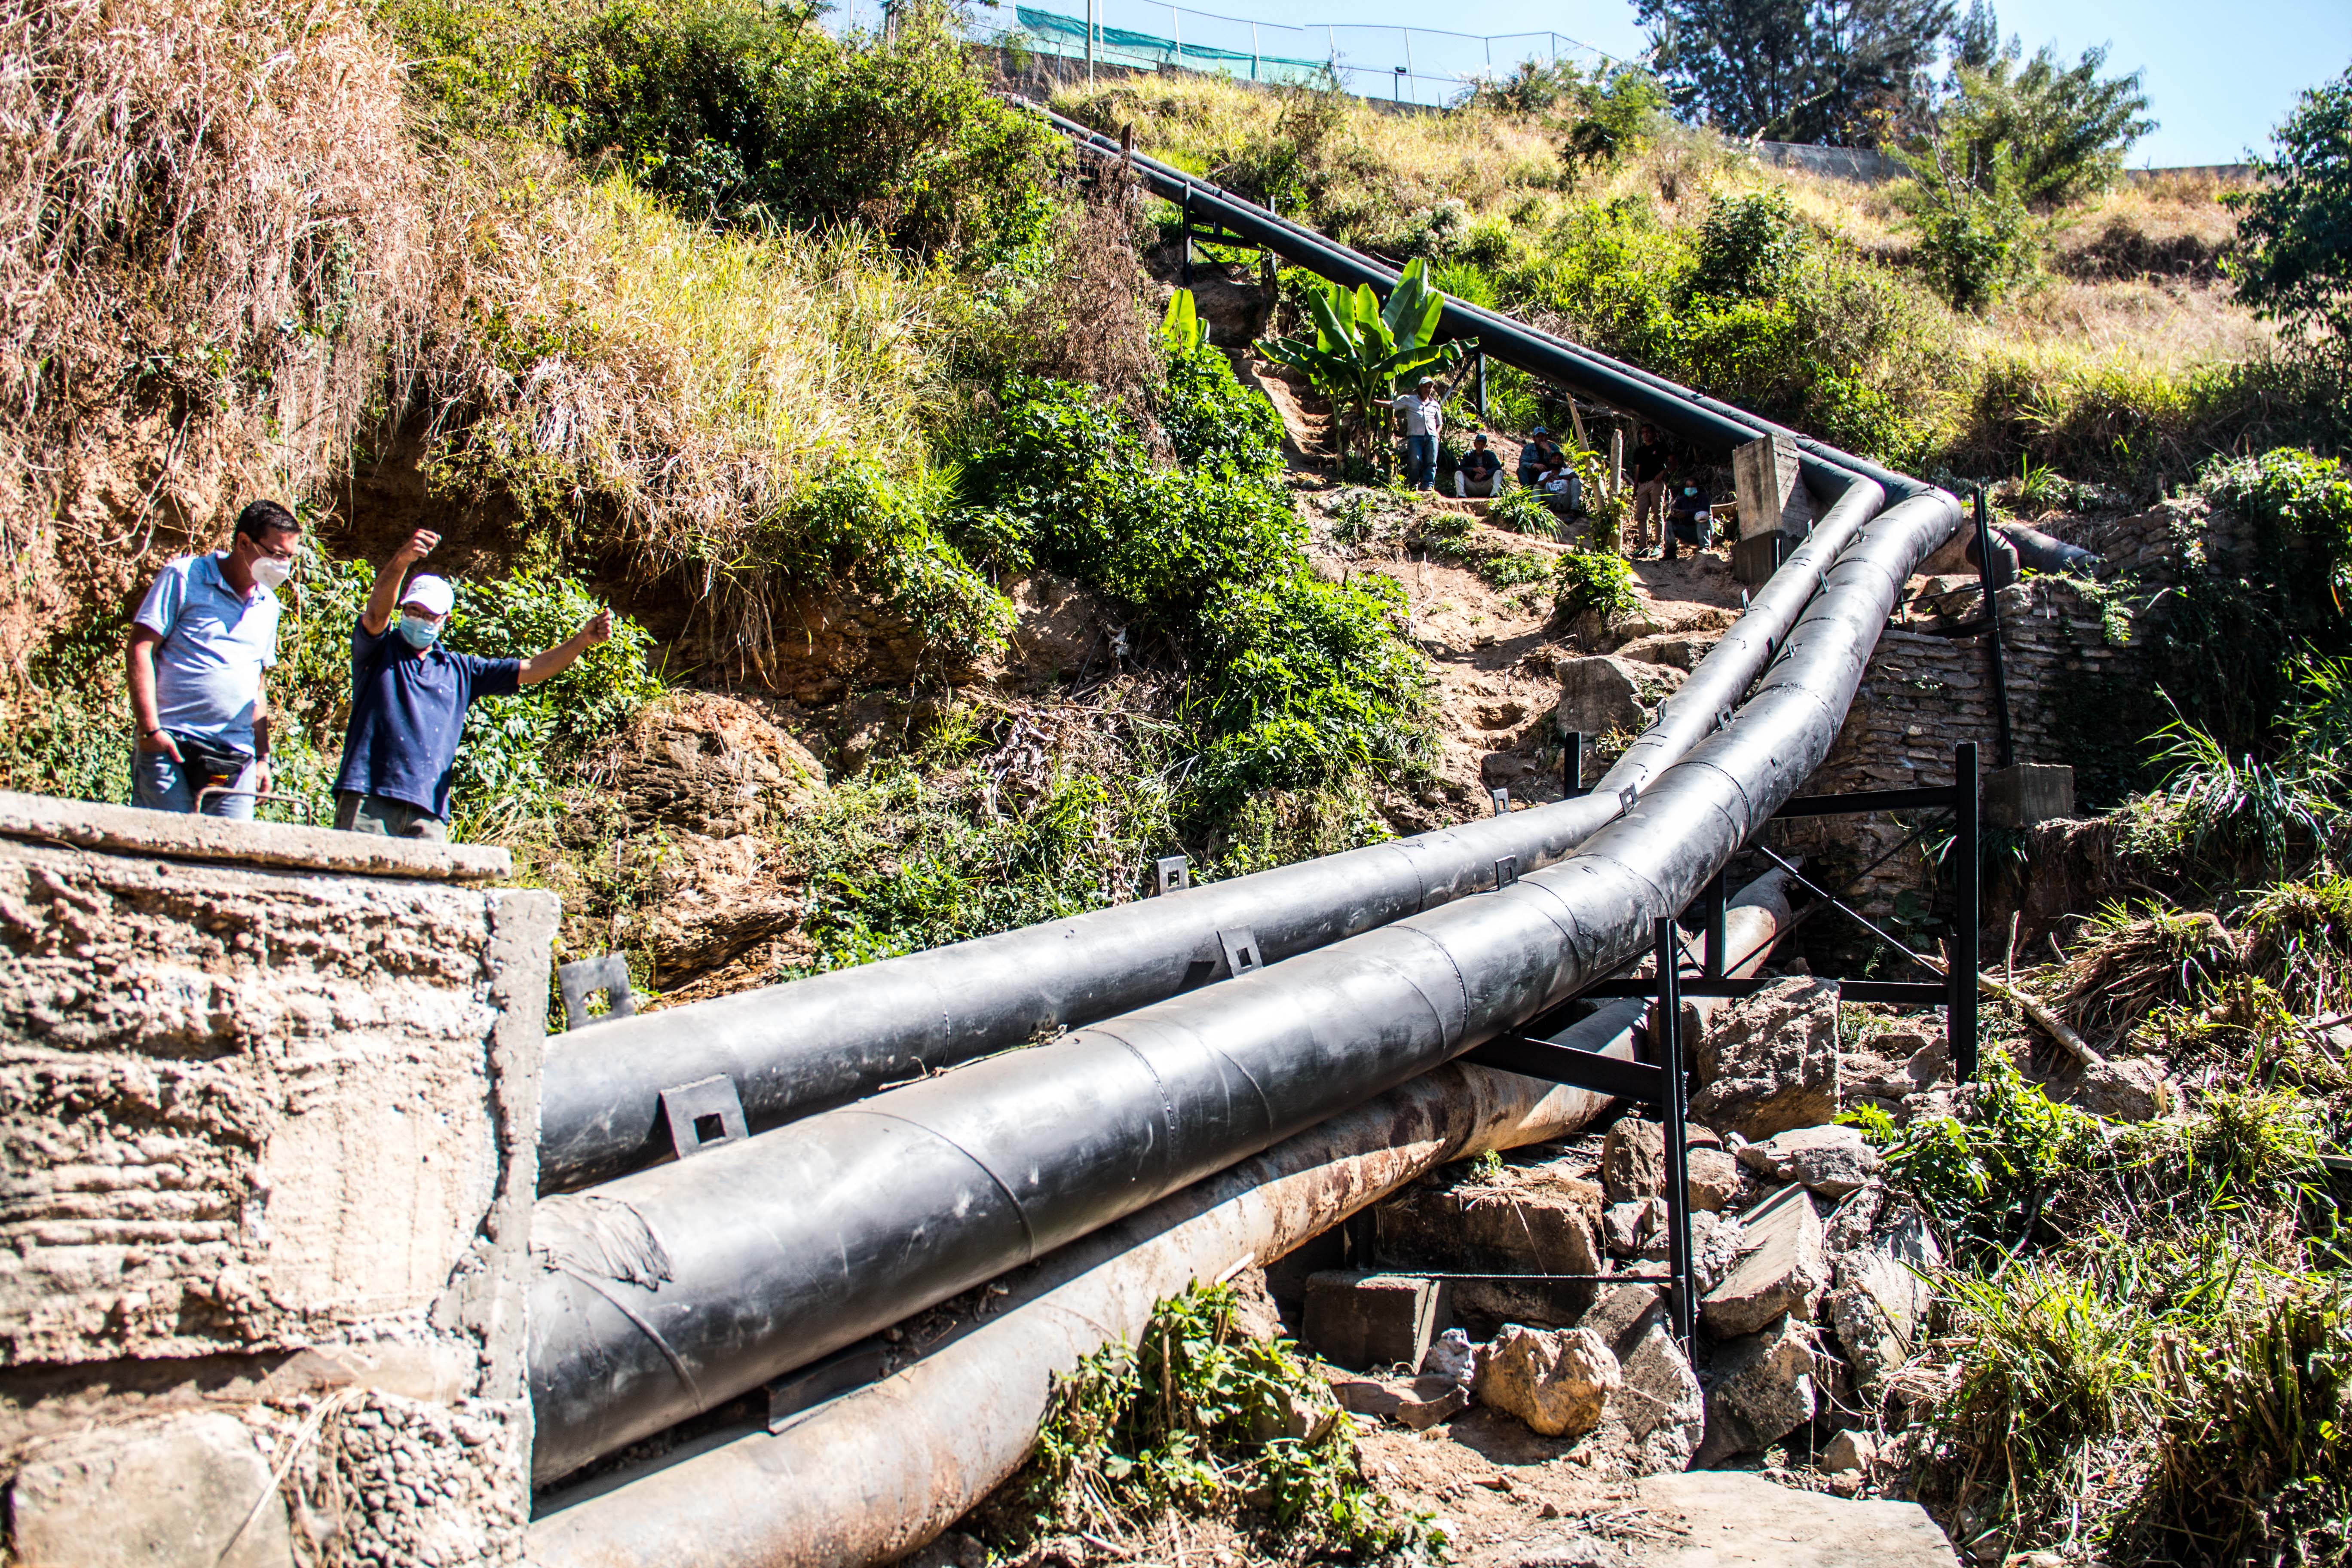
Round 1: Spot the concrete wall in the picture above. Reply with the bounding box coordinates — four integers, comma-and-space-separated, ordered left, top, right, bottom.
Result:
0, 795, 554, 1568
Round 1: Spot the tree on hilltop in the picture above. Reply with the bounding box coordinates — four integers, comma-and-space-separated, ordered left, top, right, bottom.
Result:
1635, 0, 1956, 146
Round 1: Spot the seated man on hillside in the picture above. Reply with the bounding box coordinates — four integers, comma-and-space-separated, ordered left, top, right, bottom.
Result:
1517, 427, 1565, 489
334, 528, 614, 840
1455, 432, 1504, 498
1534, 454, 1586, 516
1662, 481, 1715, 560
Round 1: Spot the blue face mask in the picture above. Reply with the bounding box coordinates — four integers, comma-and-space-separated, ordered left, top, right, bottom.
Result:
398, 615, 441, 650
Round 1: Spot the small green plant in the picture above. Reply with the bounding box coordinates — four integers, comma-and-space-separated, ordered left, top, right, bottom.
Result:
1879, 1054, 2108, 1257
1478, 549, 1555, 591
1011, 1282, 1440, 1559
1553, 544, 1640, 624
1486, 486, 1561, 538
1469, 1148, 1506, 1179
2149, 704, 2339, 872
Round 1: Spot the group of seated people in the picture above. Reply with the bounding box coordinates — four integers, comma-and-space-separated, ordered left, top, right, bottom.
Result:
1451, 426, 1583, 514
1446, 425, 1722, 558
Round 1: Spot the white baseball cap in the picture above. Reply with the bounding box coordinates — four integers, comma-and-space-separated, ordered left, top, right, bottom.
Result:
400, 574, 455, 617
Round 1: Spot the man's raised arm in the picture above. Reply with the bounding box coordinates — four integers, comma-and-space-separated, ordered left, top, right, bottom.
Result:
361, 530, 441, 636
519, 609, 615, 686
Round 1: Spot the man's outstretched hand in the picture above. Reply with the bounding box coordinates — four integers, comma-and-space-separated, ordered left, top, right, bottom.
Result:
579, 608, 615, 646
396, 529, 441, 565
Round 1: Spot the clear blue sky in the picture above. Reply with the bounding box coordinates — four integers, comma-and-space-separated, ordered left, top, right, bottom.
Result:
982, 0, 2350, 165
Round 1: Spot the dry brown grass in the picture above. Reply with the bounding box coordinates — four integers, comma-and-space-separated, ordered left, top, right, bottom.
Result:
0, 0, 431, 662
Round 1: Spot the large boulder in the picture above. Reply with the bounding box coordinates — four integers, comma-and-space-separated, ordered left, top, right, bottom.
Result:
1700, 1184, 1831, 1338
1697, 1313, 1823, 1464
604, 691, 826, 836
1473, 1325, 1622, 1439
1690, 976, 1841, 1139
1555, 655, 1686, 740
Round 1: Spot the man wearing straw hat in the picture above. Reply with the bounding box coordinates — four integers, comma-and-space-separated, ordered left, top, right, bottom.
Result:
334, 529, 612, 840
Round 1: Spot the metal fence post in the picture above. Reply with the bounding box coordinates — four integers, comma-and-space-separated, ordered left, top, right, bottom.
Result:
1656, 916, 1696, 1350
1951, 741, 1981, 1081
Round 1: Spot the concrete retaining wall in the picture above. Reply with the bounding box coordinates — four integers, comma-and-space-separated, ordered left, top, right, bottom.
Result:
0, 795, 554, 1568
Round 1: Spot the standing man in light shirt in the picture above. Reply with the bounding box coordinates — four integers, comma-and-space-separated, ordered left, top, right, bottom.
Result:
1390, 377, 1442, 490
125, 499, 302, 818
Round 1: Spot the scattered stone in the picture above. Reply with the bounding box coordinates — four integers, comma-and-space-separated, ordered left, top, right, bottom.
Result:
1605, 1198, 1664, 1259
1697, 1313, 1823, 1464
8, 1413, 292, 1568
1250, 1380, 1342, 1445
1578, 1285, 1706, 1475
1700, 1183, 1831, 1338
1304, 1272, 1448, 1371
1691, 977, 1841, 1139
1473, 1325, 1623, 1439
1554, 655, 1687, 740
2073, 1057, 2174, 1121
1329, 1373, 1468, 1430
1419, 1326, 1476, 1387
1826, 1191, 1943, 1403
1825, 1428, 1880, 1475
1690, 1209, 1744, 1293
1602, 1119, 1667, 1204
1379, 1168, 1605, 1279
1687, 1146, 1743, 1211
1736, 1123, 1883, 1199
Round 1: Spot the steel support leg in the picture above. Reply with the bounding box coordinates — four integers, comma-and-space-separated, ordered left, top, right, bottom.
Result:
1563, 730, 1586, 797
1951, 741, 1980, 1081
1973, 490, 2015, 771
1700, 871, 1727, 979
1180, 190, 1193, 288
1656, 916, 1696, 1350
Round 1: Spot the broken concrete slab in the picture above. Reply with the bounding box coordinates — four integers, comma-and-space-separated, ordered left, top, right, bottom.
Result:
1634, 1469, 1961, 1565
1825, 1189, 1942, 1404
1377, 1165, 1605, 1328
1578, 1285, 1706, 1476
8, 1412, 292, 1568
1691, 977, 1841, 1140
1700, 1183, 1830, 1338
1474, 1325, 1622, 1439
1304, 1272, 1449, 1371
1330, 1371, 1472, 1430
1697, 1313, 1822, 1464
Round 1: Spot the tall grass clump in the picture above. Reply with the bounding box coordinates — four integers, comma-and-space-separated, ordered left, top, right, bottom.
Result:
0, 0, 432, 658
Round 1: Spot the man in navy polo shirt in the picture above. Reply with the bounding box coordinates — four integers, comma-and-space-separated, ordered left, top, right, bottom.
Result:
334, 529, 613, 840
126, 499, 302, 817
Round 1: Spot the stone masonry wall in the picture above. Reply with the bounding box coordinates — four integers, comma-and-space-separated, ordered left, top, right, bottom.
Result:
0, 795, 554, 1568
1772, 499, 2230, 946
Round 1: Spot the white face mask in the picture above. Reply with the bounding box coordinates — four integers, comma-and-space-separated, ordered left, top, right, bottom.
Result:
250, 555, 292, 591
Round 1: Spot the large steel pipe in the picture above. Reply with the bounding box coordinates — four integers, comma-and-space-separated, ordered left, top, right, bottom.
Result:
528, 880, 1793, 1568
524, 490, 1957, 1485
536, 477, 1887, 1192
1032, 101, 1931, 503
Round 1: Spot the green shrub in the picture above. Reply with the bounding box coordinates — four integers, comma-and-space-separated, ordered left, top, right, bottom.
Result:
1190, 569, 1432, 808
1892, 139, 2042, 312
1478, 549, 1556, 590
389, 0, 1058, 263
1687, 189, 1804, 303
2201, 447, 2352, 594
2228, 64, 2352, 355
1008, 1282, 1438, 1559
1870, 1053, 2108, 1257
1553, 544, 1640, 623
1940, 39, 2154, 211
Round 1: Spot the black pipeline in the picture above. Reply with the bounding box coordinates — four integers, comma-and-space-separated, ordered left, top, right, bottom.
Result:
524, 488, 1957, 1485
536, 475, 1888, 1191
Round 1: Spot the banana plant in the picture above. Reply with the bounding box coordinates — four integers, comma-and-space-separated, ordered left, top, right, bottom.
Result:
1256, 258, 1464, 464
1161, 288, 1209, 355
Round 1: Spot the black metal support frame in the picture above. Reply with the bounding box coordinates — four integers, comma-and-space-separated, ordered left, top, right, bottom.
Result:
1453, 743, 1983, 1348
1973, 489, 2016, 771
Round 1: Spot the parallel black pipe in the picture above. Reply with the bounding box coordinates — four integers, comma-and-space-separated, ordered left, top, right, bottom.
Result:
1030, 99, 1932, 504
536, 477, 1889, 1191
525, 489, 1958, 1484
